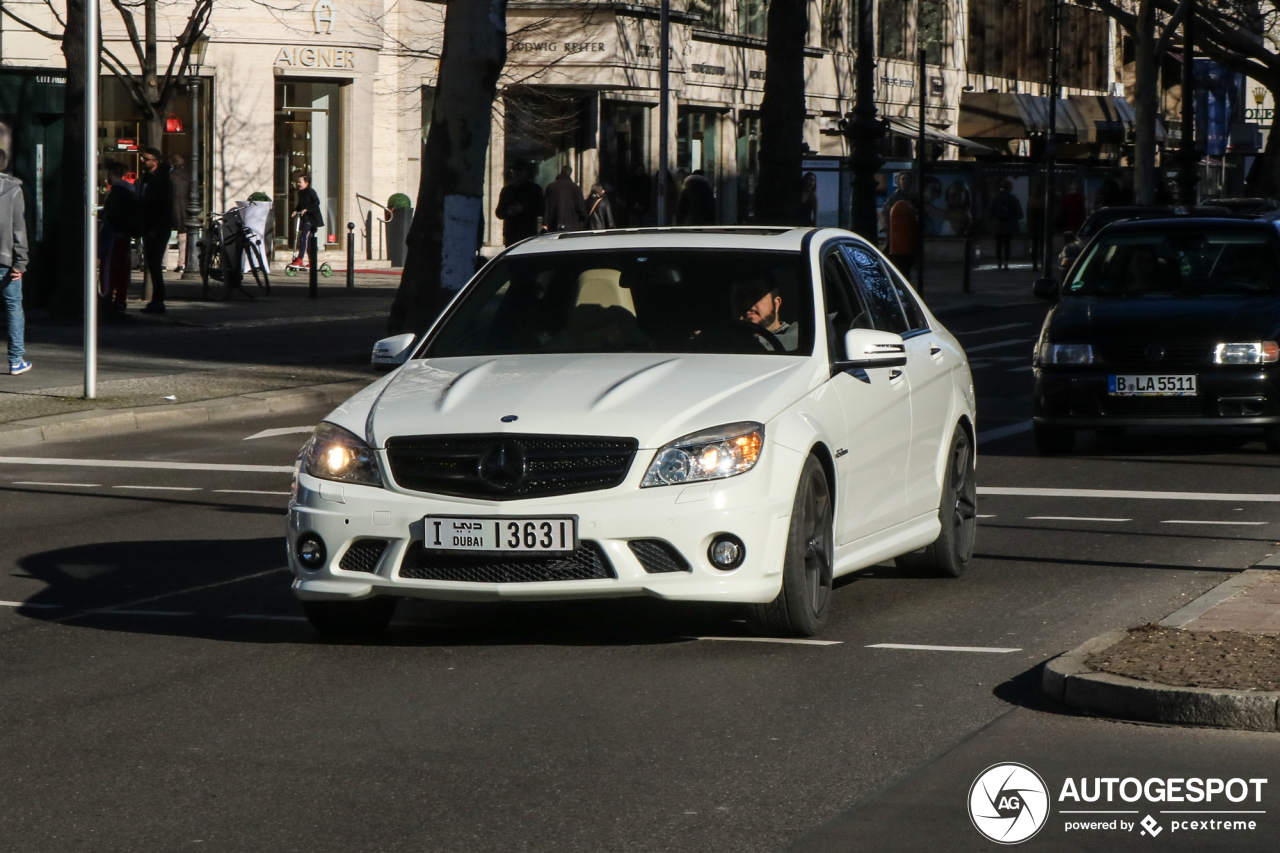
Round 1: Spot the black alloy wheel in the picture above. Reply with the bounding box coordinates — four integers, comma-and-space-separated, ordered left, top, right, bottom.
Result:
747, 454, 834, 637
302, 595, 398, 640
895, 426, 978, 578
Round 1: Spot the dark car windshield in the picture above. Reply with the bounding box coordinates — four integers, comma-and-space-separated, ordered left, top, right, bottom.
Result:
1064, 230, 1280, 296
425, 249, 814, 357
1077, 208, 1172, 240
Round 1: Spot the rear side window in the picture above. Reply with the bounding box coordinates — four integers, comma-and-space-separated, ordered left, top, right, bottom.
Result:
840, 245, 909, 334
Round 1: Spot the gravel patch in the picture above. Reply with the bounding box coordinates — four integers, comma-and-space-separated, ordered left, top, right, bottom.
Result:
1088, 624, 1280, 692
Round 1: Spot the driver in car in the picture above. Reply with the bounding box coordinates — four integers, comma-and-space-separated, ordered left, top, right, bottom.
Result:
734, 278, 799, 351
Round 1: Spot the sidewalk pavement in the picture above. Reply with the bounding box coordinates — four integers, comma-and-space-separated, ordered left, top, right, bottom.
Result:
1044, 563, 1280, 731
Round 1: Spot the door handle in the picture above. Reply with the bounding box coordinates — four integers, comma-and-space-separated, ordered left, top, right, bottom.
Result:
889, 369, 905, 383
930, 344, 942, 356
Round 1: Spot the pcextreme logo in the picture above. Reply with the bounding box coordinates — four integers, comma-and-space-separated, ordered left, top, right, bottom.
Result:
969, 763, 1051, 844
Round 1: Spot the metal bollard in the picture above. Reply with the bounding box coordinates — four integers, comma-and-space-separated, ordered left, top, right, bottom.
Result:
347, 222, 355, 290
962, 238, 973, 294
365, 211, 373, 261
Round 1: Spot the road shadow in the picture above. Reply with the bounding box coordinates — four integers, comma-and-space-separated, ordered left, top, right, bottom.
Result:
980, 426, 1272, 460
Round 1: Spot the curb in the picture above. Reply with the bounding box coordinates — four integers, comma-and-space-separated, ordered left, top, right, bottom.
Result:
0, 380, 369, 449
1042, 571, 1280, 732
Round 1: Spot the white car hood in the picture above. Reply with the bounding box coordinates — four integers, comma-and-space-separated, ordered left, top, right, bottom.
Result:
356, 353, 817, 449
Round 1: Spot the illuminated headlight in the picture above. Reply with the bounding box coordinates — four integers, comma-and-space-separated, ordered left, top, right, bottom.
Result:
1037, 343, 1094, 365
1214, 342, 1280, 365
302, 422, 383, 487
641, 422, 764, 487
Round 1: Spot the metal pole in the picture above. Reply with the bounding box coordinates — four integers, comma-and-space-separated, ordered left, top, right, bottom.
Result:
845, 0, 885, 241
184, 74, 202, 277
1040, 0, 1062, 277
1177, 0, 1198, 205
84, 0, 99, 399
346, 221, 354, 289
657, 0, 670, 226
916, 47, 926, 292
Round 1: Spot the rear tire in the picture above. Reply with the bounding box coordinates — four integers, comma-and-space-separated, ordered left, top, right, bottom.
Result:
302, 596, 398, 639
747, 455, 834, 638
894, 426, 977, 578
1033, 422, 1075, 455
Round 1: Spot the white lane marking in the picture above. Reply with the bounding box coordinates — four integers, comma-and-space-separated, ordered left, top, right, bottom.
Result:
52, 568, 289, 624
0, 600, 61, 609
1161, 520, 1269, 526
1006, 365, 1034, 372
229, 614, 308, 622
695, 636, 843, 646
965, 338, 1032, 353
0, 456, 294, 474
957, 323, 1034, 336
1027, 516, 1131, 523
981, 487, 1280, 502
12, 481, 101, 488
244, 426, 314, 441
977, 514, 997, 518
113, 485, 202, 492
867, 643, 1022, 653
213, 489, 292, 496
976, 421, 1033, 444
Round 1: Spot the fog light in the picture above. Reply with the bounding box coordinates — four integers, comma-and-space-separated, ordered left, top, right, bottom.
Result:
708, 534, 745, 570
296, 533, 327, 570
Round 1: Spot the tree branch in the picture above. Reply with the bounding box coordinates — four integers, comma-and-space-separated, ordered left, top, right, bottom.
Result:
109, 0, 148, 67
1090, 0, 1139, 38
0, 5, 63, 41
1154, 0, 1194, 58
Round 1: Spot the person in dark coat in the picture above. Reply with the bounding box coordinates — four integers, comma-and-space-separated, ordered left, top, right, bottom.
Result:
585, 183, 615, 231
291, 173, 324, 268
987, 179, 1023, 270
99, 161, 138, 312
169, 154, 190, 272
676, 170, 716, 225
543, 166, 587, 232
494, 162, 543, 245
138, 147, 174, 313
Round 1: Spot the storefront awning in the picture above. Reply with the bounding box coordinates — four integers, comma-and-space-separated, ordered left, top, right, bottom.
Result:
1065, 95, 1130, 144
958, 91, 1162, 144
885, 117, 996, 152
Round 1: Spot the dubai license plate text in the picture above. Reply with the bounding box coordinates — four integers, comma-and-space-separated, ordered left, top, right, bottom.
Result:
424, 516, 577, 552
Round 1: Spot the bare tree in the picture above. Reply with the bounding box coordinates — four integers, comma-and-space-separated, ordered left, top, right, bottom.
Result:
755, 0, 810, 223
388, 0, 509, 335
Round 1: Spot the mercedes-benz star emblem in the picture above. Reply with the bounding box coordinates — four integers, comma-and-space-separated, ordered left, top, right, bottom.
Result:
477, 441, 527, 492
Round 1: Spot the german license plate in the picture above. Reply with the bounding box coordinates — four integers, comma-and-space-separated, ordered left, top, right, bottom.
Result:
1108, 375, 1198, 396
423, 516, 578, 552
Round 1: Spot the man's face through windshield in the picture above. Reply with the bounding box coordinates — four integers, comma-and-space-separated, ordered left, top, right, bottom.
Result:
737, 284, 783, 332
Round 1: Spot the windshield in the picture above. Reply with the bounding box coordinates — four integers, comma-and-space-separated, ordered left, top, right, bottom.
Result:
1064, 230, 1280, 296
424, 249, 814, 357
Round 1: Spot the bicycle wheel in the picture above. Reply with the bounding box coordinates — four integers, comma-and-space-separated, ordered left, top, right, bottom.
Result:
320, 263, 333, 277
206, 240, 233, 302
245, 239, 270, 295
285, 266, 298, 277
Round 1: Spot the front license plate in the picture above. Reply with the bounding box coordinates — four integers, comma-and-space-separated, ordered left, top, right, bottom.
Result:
1108, 375, 1198, 396
423, 516, 578, 552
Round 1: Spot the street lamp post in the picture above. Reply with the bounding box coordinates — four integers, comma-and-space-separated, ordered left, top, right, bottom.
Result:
183, 35, 209, 280
842, 0, 886, 241
1037, 0, 1063, 282
1177, 0, 1198, 205
657, 0, 670, 226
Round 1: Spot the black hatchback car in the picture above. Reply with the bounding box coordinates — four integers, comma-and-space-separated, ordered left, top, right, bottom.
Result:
1032, 217, 1280, 454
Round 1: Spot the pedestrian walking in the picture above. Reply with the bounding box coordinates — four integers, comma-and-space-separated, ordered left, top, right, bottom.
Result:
988, 179, 1023, 270
291, 173, 323, 269
887, 196, 917, 274
138, 147, 175, 313
543, 166, 587, 232
797, 172, 818, 227
0, 149, 30, 375
494, 161, 543, 245
99, 161, 138, 313
585, 183, 615, 230
676, 169, 716, 225
169, 154, 190, 273
879, 172, 914, 238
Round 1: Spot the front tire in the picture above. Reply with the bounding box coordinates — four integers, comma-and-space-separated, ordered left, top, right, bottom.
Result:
302, 596, 398, 639
747, 455, 834, 638
1033, 422, 1075, 455
894, 426, 977, 578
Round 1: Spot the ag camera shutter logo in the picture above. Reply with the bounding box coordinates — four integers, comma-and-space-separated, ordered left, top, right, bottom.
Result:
969, 763, 1051, 844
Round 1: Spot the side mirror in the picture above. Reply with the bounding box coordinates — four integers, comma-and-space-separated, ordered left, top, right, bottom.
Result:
833, 328, 907, 373
1032, 278, 1060, 302
371, 333, 417, 372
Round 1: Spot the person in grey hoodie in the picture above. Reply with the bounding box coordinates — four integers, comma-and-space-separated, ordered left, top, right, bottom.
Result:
0, 150, 30, 375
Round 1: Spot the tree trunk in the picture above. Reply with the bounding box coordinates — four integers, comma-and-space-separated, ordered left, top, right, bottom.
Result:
1132, 0, 1159, 204
754, 0, 808, 225
143, 0, 161, 147
388, 0, 508, 336
52, 0, 88, 316
1245, 100, 1280, 197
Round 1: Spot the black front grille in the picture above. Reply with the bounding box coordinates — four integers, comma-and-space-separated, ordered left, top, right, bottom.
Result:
1102, 395, 1208, 417
1097, 342, 1211, 366
629, 539, 692, 574
398, 541, 615, 583
385, 434, 639, 500
339, 539, 388, 573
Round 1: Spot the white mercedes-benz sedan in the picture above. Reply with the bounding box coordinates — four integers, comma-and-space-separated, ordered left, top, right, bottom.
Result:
287, 227, 977, 637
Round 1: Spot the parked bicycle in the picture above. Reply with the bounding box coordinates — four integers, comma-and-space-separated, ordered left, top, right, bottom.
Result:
198, 208, 270, 300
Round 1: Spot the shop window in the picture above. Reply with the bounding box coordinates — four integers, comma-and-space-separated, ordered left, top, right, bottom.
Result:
739, 0, 767, 37
690, 0, 726, 30
505, 88, 586, 190
274, 81, 342, 252
878, 0, 908, 60
600, 101, 652, 226
919, 0, 947, 65
737, 112, 761, 223
678, 109, 718, 182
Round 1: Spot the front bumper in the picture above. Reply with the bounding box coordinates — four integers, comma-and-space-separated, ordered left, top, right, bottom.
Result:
1033, 365, 1280, 427
285, 443, 804, 605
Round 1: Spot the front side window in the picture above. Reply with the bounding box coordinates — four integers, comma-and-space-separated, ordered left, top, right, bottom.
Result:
1066, 231, 1280, 296
426, 249, 814, 357
840, 245, 910, 333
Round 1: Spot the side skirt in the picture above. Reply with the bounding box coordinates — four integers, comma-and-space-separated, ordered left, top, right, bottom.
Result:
832, 513, 942, 578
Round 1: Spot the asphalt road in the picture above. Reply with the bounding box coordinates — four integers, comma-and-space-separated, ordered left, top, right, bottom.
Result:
2, 298, 1279, 852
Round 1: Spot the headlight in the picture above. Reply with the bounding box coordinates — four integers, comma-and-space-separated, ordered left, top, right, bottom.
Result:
641, 422, 764, 487
1214, 342, 1280, 365
302, 422, 383, 487
1037, 343, 1094, 365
